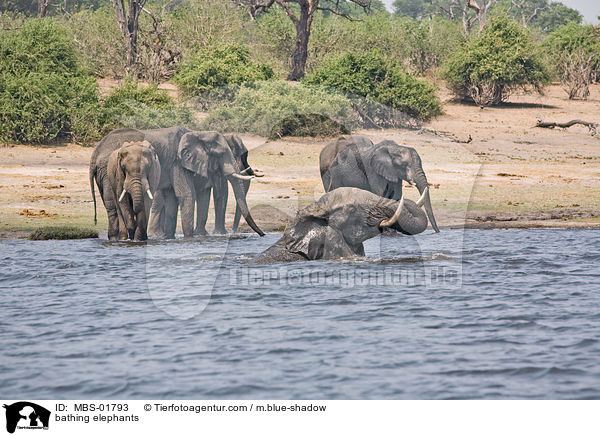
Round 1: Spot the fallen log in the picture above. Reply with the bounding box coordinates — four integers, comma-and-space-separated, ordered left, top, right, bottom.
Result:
535, 119, 597, 136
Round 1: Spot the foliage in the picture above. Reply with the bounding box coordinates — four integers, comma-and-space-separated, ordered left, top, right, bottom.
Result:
173, 44, 274, 97
393, 0, 427, 18
442, 15, 551, 106
0, 19, 103, 143
496, 0, 582, 32
546, 23, 600, 99
203, 81, 356, 137
103, 79, 195, 130
29, 226, 99, 240
269, 113, 350, 139
305, 50, 442, 123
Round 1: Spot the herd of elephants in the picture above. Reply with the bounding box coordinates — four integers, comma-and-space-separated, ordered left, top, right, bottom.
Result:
89, 127, 440, 262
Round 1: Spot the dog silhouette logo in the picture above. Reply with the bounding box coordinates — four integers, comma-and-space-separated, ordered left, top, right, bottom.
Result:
3, 402, 50, 434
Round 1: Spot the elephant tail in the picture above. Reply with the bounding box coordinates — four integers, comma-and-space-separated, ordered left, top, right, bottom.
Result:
89, 166, 97, 225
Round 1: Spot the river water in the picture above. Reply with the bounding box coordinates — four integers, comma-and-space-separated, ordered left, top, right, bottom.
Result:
1, 229, 599, 399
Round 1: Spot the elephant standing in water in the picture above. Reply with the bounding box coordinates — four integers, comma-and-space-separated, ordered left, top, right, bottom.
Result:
91, 127, 263, 240
320, 136, 440, 233
107, 141, 160, 241
146, 129, 263, 239
254, 187, 429, 262
194, 134, 261, 235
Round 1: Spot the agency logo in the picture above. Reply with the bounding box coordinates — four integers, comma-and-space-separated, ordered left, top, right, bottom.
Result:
3, 402, 50, 434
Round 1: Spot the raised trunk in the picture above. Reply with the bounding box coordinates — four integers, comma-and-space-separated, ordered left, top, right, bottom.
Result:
395, 200, 428, 235
228, 176, 264, 236
287, 7, 311, 81
414, 170, 440, 233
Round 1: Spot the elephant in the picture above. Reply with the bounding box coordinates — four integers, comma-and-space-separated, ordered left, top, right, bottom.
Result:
107, 140, 160, 241
253, 187, 429, 262
319, 136, 440, 233
91, 127, 263, 240
145, 129, 264, 239
193, 133, 261, 235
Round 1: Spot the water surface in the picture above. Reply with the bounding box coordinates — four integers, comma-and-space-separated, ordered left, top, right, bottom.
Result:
1, 229, 599, 399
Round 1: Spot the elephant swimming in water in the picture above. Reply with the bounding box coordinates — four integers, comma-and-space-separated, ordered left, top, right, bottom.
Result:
253, 187, 430, 263
320, 136, 440, 233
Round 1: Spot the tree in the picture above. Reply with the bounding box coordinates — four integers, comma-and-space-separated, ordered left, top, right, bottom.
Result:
111, 0, 147, 74
532, 1, 581, 32
393, 0, 426, 18
442, 15, 550, 105
428, 0, 497, 33
234, 0, 373, 81
546, 23, 599, 99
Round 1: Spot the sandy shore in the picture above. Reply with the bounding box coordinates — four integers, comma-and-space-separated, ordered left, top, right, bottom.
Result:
1, 84, 599, 239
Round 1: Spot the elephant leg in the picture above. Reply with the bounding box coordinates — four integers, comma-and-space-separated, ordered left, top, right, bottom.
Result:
173, 166, 196, 238
101, 177, 122, 241
163, 189, 179, 239
148, 189, 166, 239
212, 178, 228, 234
194, 187, 210, 236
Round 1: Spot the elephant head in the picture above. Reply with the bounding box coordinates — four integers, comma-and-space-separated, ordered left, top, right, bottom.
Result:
369, 140, 439, 233
178, 131, 264, 236
258, 187, 428, 261
109, 140, 161, 240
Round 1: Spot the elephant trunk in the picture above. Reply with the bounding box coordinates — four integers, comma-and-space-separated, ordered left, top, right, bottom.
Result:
413, 168, 440, 233
228, 175, 264, 236
127, 176, 145, 215
232, 179, 250, 232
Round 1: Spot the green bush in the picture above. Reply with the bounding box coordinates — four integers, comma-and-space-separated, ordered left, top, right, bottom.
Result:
103, 80, 196, 130
545, 23, 600, 99
305, 50, 442, 123
29, 226, 99, 240
203, 80, 356, 137
442, 15, 551, 106
0, 19, 103, 143
174, 44, 274, 97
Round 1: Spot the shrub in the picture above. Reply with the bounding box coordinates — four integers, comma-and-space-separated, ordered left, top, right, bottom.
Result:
0, 19, 103, 143
442, 16, 551, 106
546, 23, 600, 100
174, 44, 274, 98
269, 114, 350, 139
203, 80, 356, 137
304, 50, 442, 123
103, 80, 196, 130
29, 226, 99, 240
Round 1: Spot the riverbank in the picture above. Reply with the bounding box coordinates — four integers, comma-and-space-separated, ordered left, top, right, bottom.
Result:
1, 84, 599, 239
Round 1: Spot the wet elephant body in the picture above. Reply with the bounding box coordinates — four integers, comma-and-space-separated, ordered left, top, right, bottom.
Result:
254, 187, 429, 263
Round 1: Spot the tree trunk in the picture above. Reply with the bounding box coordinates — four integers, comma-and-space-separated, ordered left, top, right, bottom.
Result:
111, 0, 143, 75
38, 0, 48, 17
287, 7, 311, 81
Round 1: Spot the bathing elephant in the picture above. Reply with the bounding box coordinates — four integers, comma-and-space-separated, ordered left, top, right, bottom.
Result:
319, 136, 440, 233
253, 187, 429, 262
91, 127, 263, 240
107, 141, 160, 241
194, 133, 261, 235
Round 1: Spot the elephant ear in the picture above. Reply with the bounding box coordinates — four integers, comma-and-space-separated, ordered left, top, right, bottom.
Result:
370, 146, 398, 183
147, 144, 161, 190
178, 133, 209, 177
284, 201, 338, 260
113, 147, 128, 202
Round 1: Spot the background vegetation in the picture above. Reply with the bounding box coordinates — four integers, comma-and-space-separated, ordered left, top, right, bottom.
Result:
0, 0, 597, 143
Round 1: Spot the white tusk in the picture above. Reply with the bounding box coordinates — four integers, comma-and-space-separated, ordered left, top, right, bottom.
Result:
416, 186, 429, 208
240, 167, 251, 174
146, 189, 153, 200
380, 197, 405, 227
230, 173, 255, 181
118, 189, 126, 202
